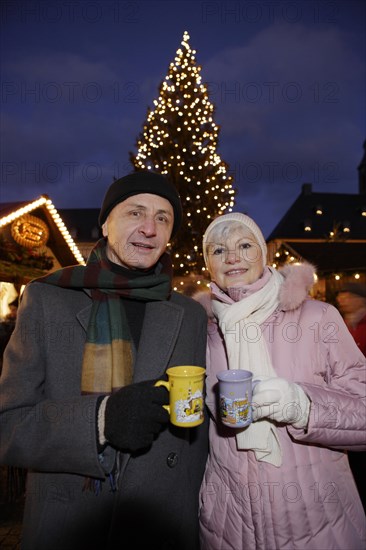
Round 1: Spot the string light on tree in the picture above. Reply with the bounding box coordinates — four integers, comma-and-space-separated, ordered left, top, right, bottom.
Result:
130, 30, 236, 281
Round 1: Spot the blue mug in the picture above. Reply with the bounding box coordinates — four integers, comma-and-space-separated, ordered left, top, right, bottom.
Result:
217, 369, 258, 428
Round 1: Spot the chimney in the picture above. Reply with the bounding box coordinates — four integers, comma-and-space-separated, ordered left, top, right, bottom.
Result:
302, 183, 312, 195
358, 140, 366, 194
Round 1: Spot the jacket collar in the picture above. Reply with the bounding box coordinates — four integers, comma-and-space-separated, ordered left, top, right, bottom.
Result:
194, 262, 316, 318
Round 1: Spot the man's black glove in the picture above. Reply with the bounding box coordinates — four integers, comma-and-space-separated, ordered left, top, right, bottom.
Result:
104, 380, 169, 452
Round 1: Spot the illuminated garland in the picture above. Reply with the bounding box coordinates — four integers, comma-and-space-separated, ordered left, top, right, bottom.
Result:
0, 196, 85, 265
272, 243, 364, 283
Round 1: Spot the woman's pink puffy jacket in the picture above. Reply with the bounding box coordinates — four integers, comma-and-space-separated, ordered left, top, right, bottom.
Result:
196, 264, 366, 550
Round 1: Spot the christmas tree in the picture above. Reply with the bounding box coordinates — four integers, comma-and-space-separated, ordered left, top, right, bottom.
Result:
130, 31, 236, 290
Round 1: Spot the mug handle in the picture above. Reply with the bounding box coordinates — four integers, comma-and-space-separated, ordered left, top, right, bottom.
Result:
251, 378, 262, 420
154, 380, 170, 413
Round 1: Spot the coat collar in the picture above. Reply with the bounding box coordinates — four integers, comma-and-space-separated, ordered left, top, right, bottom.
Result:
193, 262, 316, 318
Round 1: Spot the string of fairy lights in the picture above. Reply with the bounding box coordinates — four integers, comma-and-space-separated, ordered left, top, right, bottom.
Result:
132, 31, 235, 287
271, 243, 363, 284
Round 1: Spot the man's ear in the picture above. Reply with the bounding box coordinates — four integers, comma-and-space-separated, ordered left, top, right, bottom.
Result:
102, 221, 108, 237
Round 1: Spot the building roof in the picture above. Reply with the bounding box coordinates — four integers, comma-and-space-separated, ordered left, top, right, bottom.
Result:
281, 241, 366, 273
267, 184, 366, 241
0, 197, 85, 283
58, 208, 102, 242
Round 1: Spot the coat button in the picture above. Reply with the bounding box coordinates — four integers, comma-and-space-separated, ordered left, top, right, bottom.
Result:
167, 452, 178, 468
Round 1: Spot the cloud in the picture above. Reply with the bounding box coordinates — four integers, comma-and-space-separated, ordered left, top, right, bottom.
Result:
200, 21, 365, 227
203, 22, 364, 139
3, 51, 118, 82
1, 9, 365, 239
1, 50, 146, 204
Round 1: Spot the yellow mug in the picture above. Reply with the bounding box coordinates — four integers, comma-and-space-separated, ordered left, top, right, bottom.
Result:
155, 366, 205, 428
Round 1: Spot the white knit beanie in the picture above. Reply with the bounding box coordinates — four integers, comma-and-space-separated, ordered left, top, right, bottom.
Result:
202, 213, 267, 268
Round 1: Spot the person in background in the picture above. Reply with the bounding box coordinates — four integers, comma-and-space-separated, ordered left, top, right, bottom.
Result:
0, 297, 18, 375
4, 298, 19, 323
336, 282, 366, 356
0, 171, 208, 550
336, 282, 366, 513
195, 212, 366, 550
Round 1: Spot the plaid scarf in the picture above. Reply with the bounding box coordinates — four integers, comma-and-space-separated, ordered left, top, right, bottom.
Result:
34, 238, 172, 395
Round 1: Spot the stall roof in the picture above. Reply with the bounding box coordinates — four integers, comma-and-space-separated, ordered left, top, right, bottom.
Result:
0, 195, 85, 283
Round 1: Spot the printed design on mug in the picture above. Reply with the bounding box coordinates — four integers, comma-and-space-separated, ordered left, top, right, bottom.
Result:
220, 391, 250, 425
174, 384, 204, 424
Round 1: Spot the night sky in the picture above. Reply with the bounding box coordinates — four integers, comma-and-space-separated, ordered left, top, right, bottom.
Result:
1, 0, 365, 237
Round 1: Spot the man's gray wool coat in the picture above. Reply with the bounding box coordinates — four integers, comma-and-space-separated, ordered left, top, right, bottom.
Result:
0, 282, 209, 550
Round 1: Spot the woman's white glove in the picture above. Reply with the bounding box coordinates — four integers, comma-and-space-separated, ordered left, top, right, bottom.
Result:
252, 377, 311, 429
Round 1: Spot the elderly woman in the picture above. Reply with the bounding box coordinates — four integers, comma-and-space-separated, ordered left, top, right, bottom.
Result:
196, 213, 366, 550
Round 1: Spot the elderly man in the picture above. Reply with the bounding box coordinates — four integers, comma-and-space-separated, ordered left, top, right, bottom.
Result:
0, 171, 208, 550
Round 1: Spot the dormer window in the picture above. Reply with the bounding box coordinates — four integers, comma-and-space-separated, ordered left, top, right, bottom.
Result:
304, 219, 312, 231
91, 227, 99, 239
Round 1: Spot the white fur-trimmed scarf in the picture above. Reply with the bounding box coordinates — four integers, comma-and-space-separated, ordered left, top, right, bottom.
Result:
211, 267, 284, 467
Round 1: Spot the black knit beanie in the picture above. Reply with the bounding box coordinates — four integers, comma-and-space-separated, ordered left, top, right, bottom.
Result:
99, 171, 182, 237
